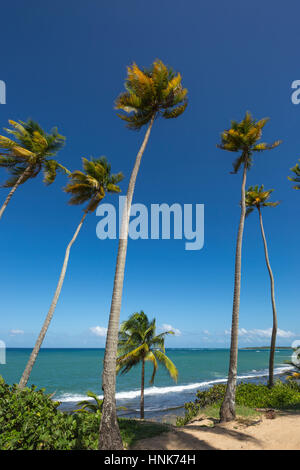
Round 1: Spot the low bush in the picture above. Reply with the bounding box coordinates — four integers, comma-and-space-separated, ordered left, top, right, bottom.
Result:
235, 381, 300, 409
0, 376, 78, 450
195, 383, 226, 407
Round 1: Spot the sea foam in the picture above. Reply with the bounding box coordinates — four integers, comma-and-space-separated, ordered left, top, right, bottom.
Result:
56, 364, 293, 403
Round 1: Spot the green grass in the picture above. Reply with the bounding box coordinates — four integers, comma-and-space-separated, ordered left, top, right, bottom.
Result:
200, 403, 260, 420
72, 414, 169, 450
119, 419, 169, 448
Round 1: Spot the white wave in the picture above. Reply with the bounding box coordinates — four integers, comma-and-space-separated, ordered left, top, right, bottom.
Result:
56, 365, 294, 403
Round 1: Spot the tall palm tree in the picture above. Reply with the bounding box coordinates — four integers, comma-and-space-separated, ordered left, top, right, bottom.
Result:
18, 157, 123, 389
217, 112, 281, 422
288, 160, 300, 189
0, 119, 67, 220
117, 311, 178, 419
99, 59, 188, 450
245, 185, 280, 388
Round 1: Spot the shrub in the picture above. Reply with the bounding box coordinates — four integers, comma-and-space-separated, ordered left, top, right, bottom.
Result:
235, 381, 300, 409
0, 376, 167, 450
195, 383, 226, 407
0, 376, 77, 450
176, 401, 202, 426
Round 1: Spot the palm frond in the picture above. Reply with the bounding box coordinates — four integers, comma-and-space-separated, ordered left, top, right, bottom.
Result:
0, 156, 21, 168
117, 344, 149, 366
0, 135, 19, 150
145, 351, 158, 384
245, 207, 255, 218
1, 164, 34, 188
162, 102, 188, 119
43, 160, 70, 185
231, 154, 246, 174
153, 350, 178, 382
288, 161, 300, 189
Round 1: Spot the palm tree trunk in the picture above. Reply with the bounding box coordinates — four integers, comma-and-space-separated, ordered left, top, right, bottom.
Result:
18, 211, 88, 389
99, 116, 155, 450
140, 358, 145, 419
220, 161, 247, 422
0, 164, 32, 220
258, 207, 277, 388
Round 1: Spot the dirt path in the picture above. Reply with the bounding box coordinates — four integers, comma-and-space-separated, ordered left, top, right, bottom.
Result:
132, 412, 300, 450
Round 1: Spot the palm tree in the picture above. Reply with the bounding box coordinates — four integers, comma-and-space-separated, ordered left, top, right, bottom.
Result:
288, 160, 300, 189
117, 311, 178, 419
18, 157, 123, 389
75, 391, 126, 414
245, 185, 280, 388
0, 119, 67, 220
99, 59, 187, 450
76, 391, 104, 414
217, 112, 281, 422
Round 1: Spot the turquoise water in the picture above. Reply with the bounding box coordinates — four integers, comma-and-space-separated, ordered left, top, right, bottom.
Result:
0, 348, 293, 418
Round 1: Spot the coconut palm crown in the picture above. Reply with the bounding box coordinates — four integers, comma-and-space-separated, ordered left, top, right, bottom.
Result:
288, 160, 300, 189
117, 311, 178, 384
115, 59, 188, 130
217, 111, 281, 173
0, 119, 67, 186
65, 157, 124, 212
245, 185, 280, 216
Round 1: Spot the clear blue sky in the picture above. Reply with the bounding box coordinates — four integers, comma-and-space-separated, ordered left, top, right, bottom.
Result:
0, 0, 299, 348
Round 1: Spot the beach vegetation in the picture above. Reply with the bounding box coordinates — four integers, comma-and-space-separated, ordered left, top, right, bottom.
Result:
0, 376, 167, 450
176, 381, 300, 426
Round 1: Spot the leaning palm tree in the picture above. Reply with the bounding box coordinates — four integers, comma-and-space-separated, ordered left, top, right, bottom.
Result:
18, 157, 123, 389
217, 112, 281, 422
99, 59, 188, 449
288, 160, 300, 189
0, 119, 67, 220
245, 185, 280, 388
117, 311, 178, 419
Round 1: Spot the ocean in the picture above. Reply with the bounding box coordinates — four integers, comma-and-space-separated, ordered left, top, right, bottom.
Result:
0, 348, 293, 420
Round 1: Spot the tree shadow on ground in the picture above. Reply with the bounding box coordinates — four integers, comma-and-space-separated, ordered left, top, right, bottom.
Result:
131, 420, 262, 450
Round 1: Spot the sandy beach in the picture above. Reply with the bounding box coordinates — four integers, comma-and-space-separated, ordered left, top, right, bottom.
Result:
131, 411, 300, 450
